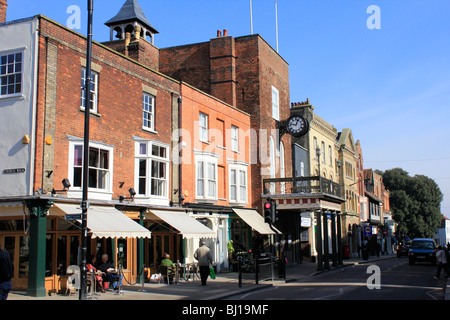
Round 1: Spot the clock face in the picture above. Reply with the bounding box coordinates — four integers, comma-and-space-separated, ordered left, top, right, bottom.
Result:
286, 115, 309, 137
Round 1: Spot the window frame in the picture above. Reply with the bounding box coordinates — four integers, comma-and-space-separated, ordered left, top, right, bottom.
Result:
231, 125, 239, 152
142, 92, 155, 132
195, 152, 219, 202
199, 112, 209, 143
80, 67, 99, 113
134, 140, 170, 200
271, 86, 280, 121
228, 163, 248, 205
0, 50, 23, 98
68, 140, 114, 198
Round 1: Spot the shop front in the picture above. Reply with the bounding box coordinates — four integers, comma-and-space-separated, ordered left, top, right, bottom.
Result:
142, 208, 216, 275
0, 198, 151, 296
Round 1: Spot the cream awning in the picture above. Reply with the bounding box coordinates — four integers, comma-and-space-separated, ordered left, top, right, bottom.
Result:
232, 208, 280, 235
146, 209, 216, 239
53, 203, 151, 239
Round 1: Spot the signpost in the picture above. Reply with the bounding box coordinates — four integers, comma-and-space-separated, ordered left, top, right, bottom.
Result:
363, 225, 373, 237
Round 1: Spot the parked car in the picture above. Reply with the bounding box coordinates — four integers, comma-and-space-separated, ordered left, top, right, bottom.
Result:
408, 238, 437, 265
396, 244, 411, 257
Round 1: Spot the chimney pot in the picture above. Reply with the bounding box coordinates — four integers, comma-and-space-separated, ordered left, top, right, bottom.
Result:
217, 30, 222, 37
223, 29, 228, 36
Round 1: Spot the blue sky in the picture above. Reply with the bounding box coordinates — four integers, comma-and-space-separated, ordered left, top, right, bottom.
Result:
5, 0, 450, 217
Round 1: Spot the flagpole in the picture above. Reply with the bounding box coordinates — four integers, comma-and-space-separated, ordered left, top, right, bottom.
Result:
250, 0, 253, 34
275, 1, 279, 52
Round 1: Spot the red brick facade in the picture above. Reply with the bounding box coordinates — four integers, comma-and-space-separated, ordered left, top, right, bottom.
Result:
179, 83, 251, 207
160, 32, 292, 211
34, 16, 179, 202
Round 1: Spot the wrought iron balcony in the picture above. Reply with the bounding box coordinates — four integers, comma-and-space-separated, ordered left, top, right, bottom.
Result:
262, 176, 341, 198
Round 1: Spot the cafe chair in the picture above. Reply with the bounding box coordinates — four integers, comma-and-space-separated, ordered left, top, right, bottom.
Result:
160, 265, 174, 285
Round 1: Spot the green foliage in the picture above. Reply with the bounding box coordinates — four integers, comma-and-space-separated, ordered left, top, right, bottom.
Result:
382, 168, 443, 239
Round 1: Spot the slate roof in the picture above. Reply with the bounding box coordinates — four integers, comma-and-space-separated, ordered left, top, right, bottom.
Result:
105, 0, 159, 34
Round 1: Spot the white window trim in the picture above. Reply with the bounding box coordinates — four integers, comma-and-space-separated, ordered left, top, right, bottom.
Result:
67, 139, 114, 200
195, 151, 219, 203
199, 112, 209, 143
80, 67, 99, 113
231, 125, 239, 152
228, 162, 249, 205
271, 86, 279, 121
142, 92, 156, 132
134, 139, 170, 204
0, 49, 24, 99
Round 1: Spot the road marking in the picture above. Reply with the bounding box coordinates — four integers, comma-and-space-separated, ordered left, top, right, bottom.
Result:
282, 282, 441, 291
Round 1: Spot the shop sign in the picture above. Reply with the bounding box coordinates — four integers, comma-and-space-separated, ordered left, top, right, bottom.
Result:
3, 168, 25, 174
301, 217, 311, 227
65, 214, 82, 220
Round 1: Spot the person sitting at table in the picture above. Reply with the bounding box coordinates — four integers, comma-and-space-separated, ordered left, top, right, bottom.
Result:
160, 253, 175, 284
97, 254, 122, 290
86, 255, 105, 293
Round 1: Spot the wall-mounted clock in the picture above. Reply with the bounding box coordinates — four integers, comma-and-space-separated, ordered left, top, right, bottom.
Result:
286, 114, 309, 137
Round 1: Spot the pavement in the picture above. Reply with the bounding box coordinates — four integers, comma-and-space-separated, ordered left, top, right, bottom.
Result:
7, 254, 449, 300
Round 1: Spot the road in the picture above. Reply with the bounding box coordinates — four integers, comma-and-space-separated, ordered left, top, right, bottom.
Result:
225, 257, 447, 300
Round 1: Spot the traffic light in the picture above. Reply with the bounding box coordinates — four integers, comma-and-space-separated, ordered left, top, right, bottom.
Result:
264, 199, 277, 225
264, 200, 273, 224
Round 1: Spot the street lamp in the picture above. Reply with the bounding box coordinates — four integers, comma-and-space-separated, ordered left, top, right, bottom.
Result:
316, 147, 322, 192
79, 0, 94, 301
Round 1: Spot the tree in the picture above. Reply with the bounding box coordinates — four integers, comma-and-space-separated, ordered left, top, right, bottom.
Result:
382, 168, 443, 239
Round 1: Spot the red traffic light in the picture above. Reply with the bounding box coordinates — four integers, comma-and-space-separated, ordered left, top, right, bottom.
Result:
264, 202, 271, 209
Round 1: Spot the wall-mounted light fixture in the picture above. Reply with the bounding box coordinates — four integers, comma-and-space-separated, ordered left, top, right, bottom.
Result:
119, 188, 136, 203
51, 178, 71, 196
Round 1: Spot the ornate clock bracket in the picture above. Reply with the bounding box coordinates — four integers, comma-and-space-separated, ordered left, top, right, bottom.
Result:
276, 119, 288, 144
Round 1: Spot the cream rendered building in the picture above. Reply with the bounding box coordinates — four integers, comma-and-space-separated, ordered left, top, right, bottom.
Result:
290, 101, 342, 260
336, 128, 360, 257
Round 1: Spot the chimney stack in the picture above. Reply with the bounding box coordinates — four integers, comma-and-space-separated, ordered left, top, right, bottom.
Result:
0, 0, 7, 23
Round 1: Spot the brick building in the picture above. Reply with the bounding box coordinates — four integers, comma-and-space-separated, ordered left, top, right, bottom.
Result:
159, 31, 293, 212
0, 0, 280, 295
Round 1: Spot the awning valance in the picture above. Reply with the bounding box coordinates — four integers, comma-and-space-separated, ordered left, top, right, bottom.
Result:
146, 209, 216, 239
232, 208, 280, 235
53, 203, 151, 239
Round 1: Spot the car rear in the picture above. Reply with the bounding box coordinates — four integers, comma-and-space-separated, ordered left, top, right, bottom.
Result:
408, 238, 436, 265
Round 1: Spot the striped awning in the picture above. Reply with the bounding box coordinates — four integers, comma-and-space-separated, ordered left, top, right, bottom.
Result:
53, 203, 151, 239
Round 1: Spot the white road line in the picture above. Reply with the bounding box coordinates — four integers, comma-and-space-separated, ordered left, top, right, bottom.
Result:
282, 282, 441, 290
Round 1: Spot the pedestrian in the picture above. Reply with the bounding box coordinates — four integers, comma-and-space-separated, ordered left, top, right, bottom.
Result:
0, 246, 14, 300
194, 241, 213, 286
434, 246, 448, 280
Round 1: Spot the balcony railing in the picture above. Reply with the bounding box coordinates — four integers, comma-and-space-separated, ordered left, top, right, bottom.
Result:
263, 176, 341, 198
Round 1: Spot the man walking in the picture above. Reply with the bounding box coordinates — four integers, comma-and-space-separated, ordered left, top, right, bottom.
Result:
194, 241, 213, 286
0, 246, 14, 300
434, 245, 448, 280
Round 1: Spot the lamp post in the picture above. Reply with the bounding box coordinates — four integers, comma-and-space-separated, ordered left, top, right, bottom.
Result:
316, 147, 322, 192
79, 0, 94, 300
